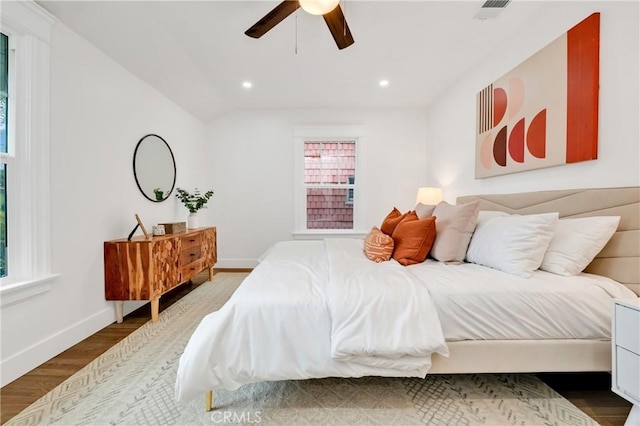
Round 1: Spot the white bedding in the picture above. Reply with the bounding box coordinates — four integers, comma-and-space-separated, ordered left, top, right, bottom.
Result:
175, 239, 636, 403
406, 260, 636, 341
175, 239, 447, 402
324, 239, 448, 369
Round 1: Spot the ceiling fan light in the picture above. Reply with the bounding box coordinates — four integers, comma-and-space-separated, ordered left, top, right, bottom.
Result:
299, 0, 340, 15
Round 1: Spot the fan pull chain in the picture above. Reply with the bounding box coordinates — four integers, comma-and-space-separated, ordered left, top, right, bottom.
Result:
343, 0, 347, 36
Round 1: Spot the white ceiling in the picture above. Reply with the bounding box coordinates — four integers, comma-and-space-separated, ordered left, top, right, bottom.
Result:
37, 0, 546, 122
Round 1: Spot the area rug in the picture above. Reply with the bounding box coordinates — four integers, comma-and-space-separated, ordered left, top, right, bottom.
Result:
6, 272, 598, 426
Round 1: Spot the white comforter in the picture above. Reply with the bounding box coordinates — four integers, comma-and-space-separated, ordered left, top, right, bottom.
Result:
407, 260, 636, 341
324, 239, 448, 369
175, 239, 448, 402
175, 239, 636, 403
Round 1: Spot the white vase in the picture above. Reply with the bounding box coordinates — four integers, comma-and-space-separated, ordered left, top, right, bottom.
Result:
187, 212, 199, 229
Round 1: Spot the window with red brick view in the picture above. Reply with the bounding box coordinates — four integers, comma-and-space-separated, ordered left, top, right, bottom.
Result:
304, 141, 355, 230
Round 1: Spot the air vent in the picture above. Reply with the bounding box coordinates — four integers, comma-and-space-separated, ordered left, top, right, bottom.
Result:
481, 0, 511, 8
474, 0, 511, 20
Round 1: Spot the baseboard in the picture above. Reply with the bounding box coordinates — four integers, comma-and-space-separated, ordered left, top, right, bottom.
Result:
1, 264, 254, 387
215, 268, 254, 273
0, 307, 115, 387
215, 258, 258, 269
122, 300, 147, 317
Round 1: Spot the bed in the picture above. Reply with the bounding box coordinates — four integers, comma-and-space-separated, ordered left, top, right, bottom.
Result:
174, 186, 640, 406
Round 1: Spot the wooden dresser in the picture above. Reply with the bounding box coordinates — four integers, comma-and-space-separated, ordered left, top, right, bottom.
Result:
104, 227, 217, 323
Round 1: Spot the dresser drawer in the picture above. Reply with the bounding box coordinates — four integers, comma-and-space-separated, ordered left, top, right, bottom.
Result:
616, 346, 640, 403
181, 234, 202, 251
182, 258, 204, 282
180, 247, 202, 265
616, 304, 640, 355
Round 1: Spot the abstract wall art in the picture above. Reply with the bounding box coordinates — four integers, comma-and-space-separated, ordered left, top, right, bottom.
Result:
475, 13, 600, 178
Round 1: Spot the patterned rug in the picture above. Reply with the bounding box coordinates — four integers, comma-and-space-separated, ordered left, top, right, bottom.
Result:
7, 272, 598, 426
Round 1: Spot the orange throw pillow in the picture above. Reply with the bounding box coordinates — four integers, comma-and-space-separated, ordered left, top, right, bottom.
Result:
391, 215, 437, 266
363, 227, 394, 262
380, 207, 405, 236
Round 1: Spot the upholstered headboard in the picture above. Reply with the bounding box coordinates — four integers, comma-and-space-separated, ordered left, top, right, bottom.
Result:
457, 187, 640, 295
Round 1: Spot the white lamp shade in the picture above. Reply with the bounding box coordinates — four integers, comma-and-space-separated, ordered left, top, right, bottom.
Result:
415, 187, 443, 206
299, 0, 340, 15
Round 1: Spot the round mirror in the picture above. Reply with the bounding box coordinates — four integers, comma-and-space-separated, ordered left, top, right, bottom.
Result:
133, 134, 176, 202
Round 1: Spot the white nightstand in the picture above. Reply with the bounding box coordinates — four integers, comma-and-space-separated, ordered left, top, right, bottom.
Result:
612, 298, 640, 426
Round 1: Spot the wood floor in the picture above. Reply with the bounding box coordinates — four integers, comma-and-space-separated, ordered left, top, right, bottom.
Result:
1, 271, 633, 425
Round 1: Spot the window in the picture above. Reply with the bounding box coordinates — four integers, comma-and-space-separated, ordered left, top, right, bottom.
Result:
0, 1, 56, 306
294, 126, 365, 236
0, 33, 8, 278
304, 141, 356, 229
345, 175, 355, 205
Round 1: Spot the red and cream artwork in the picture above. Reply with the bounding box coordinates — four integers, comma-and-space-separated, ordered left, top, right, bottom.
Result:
475, 13, 600, 179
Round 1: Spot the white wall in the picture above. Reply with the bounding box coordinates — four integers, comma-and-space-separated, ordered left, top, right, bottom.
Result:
425, 1, 639, 202
0, 22, 209, 386
205, 108, 429, 267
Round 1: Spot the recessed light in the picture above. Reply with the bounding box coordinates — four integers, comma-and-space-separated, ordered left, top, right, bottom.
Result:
242, 81, 253, 89
379, 79, 389, 87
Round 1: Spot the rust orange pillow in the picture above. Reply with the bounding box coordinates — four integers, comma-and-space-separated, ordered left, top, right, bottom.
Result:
363, 227, 394, 262
396, 210, 418, 225
391, 216, 437, 266
380, 207, 405, 236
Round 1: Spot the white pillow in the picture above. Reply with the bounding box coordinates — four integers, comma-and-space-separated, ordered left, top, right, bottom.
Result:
466, 212, 559, 278
539, 216, 620, 276
477, 210, 511, 223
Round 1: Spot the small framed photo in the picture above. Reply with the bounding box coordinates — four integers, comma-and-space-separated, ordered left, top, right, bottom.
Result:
135, 214, 150, 239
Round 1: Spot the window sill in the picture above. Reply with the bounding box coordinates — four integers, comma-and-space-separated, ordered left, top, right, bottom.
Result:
0, 274, 60, 307
292, 230, 368, 240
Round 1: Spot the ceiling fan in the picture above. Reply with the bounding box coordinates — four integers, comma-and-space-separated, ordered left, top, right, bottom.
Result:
245, 0, 355, 50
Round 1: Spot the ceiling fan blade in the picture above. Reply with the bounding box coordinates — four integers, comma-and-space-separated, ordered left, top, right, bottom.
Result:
245, 1, 301, 39
322, 4, 354, 50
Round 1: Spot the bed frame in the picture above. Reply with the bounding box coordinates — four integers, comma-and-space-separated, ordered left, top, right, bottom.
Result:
205, 186, 640, 410
431, 186, 640, 374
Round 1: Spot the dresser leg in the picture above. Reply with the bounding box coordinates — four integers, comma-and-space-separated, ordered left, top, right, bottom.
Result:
151, 298, 160, 323
115, 301, 124, 323
209, 266, 214, 282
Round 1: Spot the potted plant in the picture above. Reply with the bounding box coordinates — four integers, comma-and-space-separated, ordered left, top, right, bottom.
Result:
175, 188, 214, 229
153, 188, 165, 201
